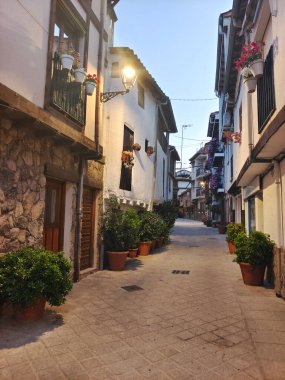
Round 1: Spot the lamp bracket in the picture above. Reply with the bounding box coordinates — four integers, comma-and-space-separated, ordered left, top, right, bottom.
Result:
100, 89, 129, 103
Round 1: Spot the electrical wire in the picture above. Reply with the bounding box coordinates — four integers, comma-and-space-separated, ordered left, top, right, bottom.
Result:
170, 97, 217, 101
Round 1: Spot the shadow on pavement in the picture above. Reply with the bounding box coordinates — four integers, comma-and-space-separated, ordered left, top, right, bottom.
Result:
0, 309, 64, 349
125, 258, 144, 270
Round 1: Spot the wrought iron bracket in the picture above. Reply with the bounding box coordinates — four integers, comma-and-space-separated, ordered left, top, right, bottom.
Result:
100, 89, 129, 103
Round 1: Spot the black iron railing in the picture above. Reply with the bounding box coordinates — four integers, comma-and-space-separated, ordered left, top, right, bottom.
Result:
257, 46, 275, 133
51, 53, 86, 127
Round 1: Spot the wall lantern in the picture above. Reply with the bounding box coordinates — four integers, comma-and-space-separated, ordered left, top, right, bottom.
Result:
100, 65, 137, 103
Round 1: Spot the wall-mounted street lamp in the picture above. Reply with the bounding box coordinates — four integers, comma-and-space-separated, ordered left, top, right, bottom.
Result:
100, 66, 137, 103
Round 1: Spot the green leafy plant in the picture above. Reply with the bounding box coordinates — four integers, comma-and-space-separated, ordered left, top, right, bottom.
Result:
103, 195, 140, 251
122, 208, 141, 249
226, 223, 245, 243
154, 200, 179, 229
139, 212, 165, 242
0, 247, 72, 307
234, 231, 274, 266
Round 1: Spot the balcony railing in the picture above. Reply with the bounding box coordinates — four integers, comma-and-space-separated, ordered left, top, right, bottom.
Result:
196, 167, 210, 178
51, 53, 86, 127
196, 188, 205, 197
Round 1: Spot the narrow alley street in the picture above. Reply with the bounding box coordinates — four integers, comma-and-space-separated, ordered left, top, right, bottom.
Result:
1, 219, 285, 380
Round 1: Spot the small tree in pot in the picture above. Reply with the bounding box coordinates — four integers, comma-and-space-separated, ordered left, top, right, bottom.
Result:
234, 231, 274, 286
0, 247, 72, 320
123, 208, 141, 258
226, 223, 245, 254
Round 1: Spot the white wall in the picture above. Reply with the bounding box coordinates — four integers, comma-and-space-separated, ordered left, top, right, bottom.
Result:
0, 0, 51, 107
103, 55, 158, 206
154, 143, 167, 203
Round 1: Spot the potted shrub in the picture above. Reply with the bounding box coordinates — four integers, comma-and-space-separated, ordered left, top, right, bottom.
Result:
226, 223, 245, 254
84, 73, 99, 96
138, 212, 157, 255
0, 247, 72, 320
234, 231, 274, 286
123, 209, 141, 258
218, 224, 226, 234
154, 200, 179, 230
103, 195, 136, 270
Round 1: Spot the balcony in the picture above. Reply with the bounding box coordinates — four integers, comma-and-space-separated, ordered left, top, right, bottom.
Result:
196, 188, 205, 198
51, 53, 86, 127
212, 152, 224, 166
196, 167, 211, 179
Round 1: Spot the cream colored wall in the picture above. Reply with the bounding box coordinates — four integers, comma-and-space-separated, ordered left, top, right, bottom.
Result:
0, 0, 51, 107
63, 183, 75, 260
280, 159, 285, 247
263, 170, 279, 243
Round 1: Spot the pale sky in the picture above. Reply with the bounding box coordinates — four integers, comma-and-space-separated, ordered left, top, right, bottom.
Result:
114, 0, 233, 169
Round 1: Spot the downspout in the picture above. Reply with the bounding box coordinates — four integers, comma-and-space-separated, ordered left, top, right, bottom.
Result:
273, 160, 284, 297
94, 0, 105, 154
149, 102, 160, 211
73, 158, 84, 282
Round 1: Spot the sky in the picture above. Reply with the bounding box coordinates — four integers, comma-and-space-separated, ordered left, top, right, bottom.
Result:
114, 0, 233, 169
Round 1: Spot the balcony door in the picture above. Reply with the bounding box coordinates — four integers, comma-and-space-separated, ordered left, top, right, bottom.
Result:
44, 178, 65, 252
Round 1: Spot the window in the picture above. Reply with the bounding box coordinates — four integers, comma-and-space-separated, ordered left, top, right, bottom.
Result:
239, 104, 242, 132
111, 62, 120, 78
230, 155, 233, 181
49, 0, 87, 127
138, 83, 145, 108
119, 126, 134, 191
145, 139, 149, 153
257, 46, 275, 133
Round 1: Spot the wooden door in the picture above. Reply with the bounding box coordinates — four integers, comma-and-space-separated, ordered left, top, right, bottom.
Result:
80, 187, 95, 270
43, 178, 65, 252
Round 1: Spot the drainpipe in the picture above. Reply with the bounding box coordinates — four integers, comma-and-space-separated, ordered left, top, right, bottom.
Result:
73, 158, 84, 282
273, 159, 284, 297
94, 0, 105, 154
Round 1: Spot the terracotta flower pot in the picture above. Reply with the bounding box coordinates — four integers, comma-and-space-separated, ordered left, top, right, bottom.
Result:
228, 241, 236, 254
239, 262, 266, 286
13, 297, 46, 321
128, 248, 138, 258
218, 225, 226, 234
138, 241, 151, 256
150, 240, 157, 251
107, 251, 128, 271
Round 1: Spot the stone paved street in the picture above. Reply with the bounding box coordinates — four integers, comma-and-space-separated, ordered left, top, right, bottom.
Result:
1, 219, 285, 379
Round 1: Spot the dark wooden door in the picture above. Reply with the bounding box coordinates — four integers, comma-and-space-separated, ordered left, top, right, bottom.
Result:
80, 187, 95, 270
44, 178, 65, 252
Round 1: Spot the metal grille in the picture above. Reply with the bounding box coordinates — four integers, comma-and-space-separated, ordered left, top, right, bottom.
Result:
122, 285, 144, 292
257, 46, 276, 133
172, 270, 190, 275
51, 53, 86, 126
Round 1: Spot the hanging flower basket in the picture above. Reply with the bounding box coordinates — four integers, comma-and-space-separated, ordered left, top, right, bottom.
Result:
60, 54, 74, 71
85, 81, 96, 96
243, 76, 257, 93
132, 143, 141, 151
249, 59, 264, 78
231, 132, 241, 143
74, 68, 87, 83
222, 131, 233, 143
121, 151, 134, 168
146, 146, 154, 157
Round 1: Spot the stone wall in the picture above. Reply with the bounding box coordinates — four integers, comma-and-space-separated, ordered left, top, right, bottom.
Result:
273, 246, 285, 299
0, 118, 77, 254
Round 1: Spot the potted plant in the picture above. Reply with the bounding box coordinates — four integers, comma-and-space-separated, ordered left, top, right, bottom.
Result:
226, 223, 245, 254
123, 209, 141, 258
121, 151, 134, 168
132, 143, 141, 151
234, 231, 274, 286
84, 73, 99, 96
138, 212, 157, 255
72, 52, 86, 83
241, 68, 257, 93
0, 247, 72, 320
60, 47, 76, 71
103, 195, 133, 270
218, 224, 227, 234
235, 41, 265, 78
146, 146, 154, 157
231, 132, 241, 144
